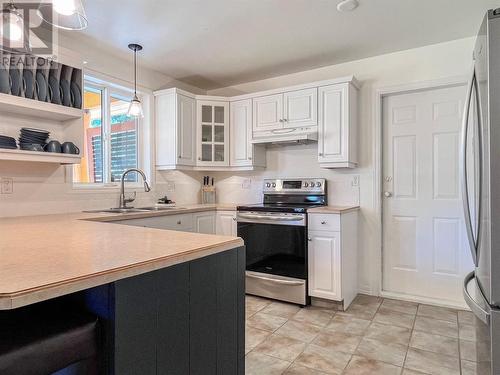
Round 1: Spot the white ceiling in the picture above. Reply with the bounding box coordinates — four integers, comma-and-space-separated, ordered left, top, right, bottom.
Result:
63, 0, 500, 90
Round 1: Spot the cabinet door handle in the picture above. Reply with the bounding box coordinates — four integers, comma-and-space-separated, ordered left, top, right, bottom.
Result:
198, 157, 201, 161
319, 153, 323, 157
177, 221, 182, 225
308, 238, 312, 242
321, 221, 327, 225
248, 156, 252, 160
232, 217, 237, 221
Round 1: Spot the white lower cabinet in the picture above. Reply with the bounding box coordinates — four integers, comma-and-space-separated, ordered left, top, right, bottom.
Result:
308, 211, 358, 309
308, 231, 341, 301
216, 211, 237, 236
193, 211, 215, 234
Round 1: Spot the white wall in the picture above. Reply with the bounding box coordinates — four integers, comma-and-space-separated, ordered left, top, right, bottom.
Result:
199, 37, 474, 294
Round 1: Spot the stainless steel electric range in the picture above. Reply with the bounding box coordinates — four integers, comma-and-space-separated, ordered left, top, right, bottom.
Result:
237, 178, 327, 306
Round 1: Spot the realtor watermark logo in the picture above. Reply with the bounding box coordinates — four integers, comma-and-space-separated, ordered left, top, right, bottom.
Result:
0, 1, 57, 58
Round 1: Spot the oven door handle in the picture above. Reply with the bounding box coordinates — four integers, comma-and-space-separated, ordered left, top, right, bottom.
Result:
246, 273, 305, 286
238, 213, 304, 221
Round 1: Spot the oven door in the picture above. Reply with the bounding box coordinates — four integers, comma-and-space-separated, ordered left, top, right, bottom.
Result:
237, 212, 308, 305
237, 212, 307, 280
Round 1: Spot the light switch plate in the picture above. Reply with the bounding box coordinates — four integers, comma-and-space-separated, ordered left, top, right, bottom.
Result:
1, 178, 13, 194
165, 180, 175, 192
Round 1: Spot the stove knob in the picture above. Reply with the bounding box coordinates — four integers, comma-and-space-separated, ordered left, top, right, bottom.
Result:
316, 182, 322, 187
266, 183, 271, 188
310, 181, 315, 188
272, 183, 276, 187
304, 182, 309, 187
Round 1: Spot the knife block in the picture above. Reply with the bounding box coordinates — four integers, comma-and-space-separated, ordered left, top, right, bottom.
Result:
202, 186, 216, 204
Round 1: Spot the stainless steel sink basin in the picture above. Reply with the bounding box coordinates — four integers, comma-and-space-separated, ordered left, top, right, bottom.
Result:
136, 206, 185, 211
84, 208, 149, 214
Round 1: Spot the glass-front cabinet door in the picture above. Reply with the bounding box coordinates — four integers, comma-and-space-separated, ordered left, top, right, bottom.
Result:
197, 100, 229, 166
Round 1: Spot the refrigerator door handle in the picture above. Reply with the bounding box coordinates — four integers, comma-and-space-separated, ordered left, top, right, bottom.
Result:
461, 68, 479, 266
463, 271, 490, 325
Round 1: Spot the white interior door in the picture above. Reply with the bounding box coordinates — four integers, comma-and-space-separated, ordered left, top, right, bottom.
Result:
382, 85, 473, 305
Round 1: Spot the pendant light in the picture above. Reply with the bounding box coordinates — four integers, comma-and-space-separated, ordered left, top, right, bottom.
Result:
38, 0, 88, 30
127, 43, 144, 118
0, 3, 24, 43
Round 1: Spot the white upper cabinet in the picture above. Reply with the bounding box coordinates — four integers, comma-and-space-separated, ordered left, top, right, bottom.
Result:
197, 100, 229, 167
155, 90, 196, 169
318, 82, 358, 168
230, 99, 266, 168
252, 94, 283, 133
283, 88, 317, 128
252, 88, 318, 139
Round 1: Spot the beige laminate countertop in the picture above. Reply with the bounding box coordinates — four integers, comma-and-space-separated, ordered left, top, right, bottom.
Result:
0, 209, 243, 310
307, 205, 360, 214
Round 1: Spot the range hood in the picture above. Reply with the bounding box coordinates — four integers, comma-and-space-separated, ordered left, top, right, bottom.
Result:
251, 131, 318, 145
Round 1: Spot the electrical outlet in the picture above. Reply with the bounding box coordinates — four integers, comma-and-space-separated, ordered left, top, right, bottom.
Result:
165, 180, 175, 192
1, 178, 13, 194
351, 175, 360, 187
242, 179, 251, 189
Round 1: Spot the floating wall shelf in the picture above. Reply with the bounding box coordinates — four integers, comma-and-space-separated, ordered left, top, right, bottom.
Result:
0, 149, 81, 164
0, 93, 83, 121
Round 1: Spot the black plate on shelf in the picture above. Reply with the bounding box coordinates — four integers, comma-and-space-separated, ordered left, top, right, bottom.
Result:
0, 144, 17, 149
0, 65, 9, 94
9, 65, 21, 96
36, 71, 47, 102
48, 75, 61, 104
70, 81, 81, 109
23, 70, 34, 99
19, 143, 44, 152
60, 79, 71, 107
21, 127, 50, 135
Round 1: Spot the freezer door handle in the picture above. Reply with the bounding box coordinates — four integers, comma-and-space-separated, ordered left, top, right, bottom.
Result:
463, 271, 490, 325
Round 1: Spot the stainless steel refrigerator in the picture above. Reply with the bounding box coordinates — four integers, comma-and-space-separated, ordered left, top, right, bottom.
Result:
462, 8, 500, 375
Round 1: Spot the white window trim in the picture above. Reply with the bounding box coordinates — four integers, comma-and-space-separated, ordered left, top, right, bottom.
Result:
72, 75, 150, 190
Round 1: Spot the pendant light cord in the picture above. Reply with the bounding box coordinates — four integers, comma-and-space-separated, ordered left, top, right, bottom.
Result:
134, 47, 137, 96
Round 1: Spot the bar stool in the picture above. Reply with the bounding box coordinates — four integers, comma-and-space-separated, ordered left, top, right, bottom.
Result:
0, 300, 100, 375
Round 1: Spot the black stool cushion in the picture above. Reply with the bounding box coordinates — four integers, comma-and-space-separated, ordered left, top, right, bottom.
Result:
0, 300, 98, 375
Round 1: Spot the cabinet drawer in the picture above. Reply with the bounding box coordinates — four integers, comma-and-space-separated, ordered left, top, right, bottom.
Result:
308, 214, 340, 231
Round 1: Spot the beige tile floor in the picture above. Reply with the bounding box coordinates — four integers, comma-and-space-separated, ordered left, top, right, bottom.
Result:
245, 294, 489, 375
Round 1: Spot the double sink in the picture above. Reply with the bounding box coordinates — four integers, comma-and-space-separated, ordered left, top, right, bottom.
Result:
86, 207, 186, 214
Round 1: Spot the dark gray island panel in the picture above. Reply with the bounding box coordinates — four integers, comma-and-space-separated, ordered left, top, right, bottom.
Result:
100, 246, 245, 375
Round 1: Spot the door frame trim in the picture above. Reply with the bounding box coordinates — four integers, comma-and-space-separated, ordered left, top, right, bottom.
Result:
372, 75, 468, 298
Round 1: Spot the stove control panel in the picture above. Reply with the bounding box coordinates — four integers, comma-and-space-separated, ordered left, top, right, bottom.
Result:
263, 178, 326, 195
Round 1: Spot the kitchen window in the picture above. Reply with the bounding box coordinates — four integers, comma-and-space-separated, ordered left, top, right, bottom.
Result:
73, 79, 144, 187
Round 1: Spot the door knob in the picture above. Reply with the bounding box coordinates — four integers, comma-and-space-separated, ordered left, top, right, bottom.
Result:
384, 191, 392, 198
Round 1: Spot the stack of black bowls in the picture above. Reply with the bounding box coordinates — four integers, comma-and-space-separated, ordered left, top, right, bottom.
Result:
18, 127, 49, 152
0, 135, 16, 149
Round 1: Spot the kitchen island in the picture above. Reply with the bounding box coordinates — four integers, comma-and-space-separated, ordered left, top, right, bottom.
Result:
0, 213, 245, 374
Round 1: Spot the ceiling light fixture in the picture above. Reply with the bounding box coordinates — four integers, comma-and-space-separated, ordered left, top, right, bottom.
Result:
0, 3, 24, 43
127, 43, 144, 118
38, 0, 88, 30
337, 0, 359, 12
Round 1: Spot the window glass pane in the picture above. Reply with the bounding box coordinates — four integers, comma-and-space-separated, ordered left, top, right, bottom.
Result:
202, 105, 212, 123
202, 125, 212, 142
73, 86, 103, 184
214, 125, 224, 143
214, 144, 224, 162
110, 95, 138, 182
214, 106, 224, 123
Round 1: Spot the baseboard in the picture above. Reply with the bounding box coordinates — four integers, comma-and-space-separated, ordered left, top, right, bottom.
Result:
380, 290, 469, 310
